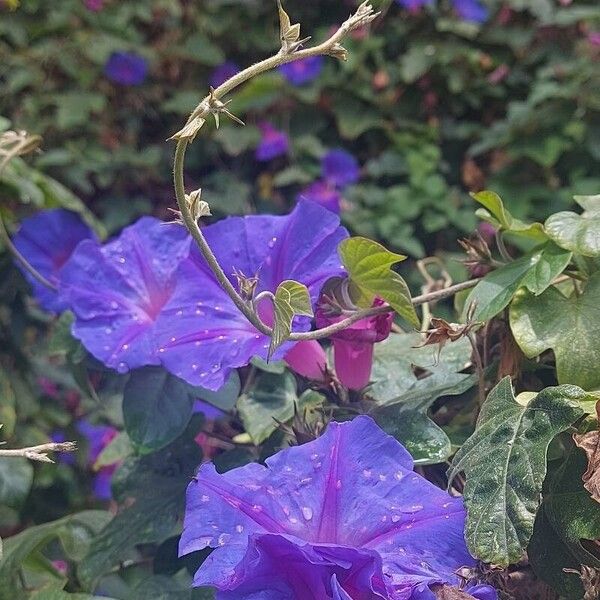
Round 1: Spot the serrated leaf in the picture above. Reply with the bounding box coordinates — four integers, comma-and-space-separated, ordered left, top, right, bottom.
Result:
545, 194, 600, 257
269, 280, 313, 358
463, 242, 572, 321
338, 237, 418, 327
123, 367, 197, 453
448, 378, 586, 566
510, 272, 600, 390
528, 445, 600, 600
369, 334, 476, 464
472, 190, 547, 241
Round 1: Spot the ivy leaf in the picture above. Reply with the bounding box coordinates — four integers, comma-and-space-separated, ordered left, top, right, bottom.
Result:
123, 367, 197, 453
369, 334, 476, 464
79, 437, 201, 586
510, 272, 600, 390
545, 194, 600, 257
463, 242, 571, 321
472, 190, 547, 241
269, 280, 313, 359
448, 378, 586, 566
237, 372, 323, 444
338, 237, 419, 327
528, 446, 600, 599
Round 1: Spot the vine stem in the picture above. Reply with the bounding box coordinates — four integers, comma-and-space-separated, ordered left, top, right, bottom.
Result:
172, 2, 478, 343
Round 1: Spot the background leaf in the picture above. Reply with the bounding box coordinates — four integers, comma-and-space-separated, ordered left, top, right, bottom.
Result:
448, 378, 585, 566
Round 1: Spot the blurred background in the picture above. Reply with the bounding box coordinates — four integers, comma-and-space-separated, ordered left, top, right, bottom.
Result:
0, 0, 598, 561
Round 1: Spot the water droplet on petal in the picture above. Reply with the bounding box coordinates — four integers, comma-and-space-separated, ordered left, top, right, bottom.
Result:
289, 517, 298, 524
391, 515, 401, 523
201, 495, 210, 503
252, 504, 262, 512
218, 533, 230, 546
211, 364, 220, 373
235, 524, 244, 533
336, 479, 342, 490
302, 507, 313, 521
363, 469, 372, 478
117, 362, 128, 373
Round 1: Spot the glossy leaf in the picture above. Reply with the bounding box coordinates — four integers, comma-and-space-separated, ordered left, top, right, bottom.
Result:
338, 237, 419, 327
237, 372, 323, 444
123, 367, 197, 453
472, 190, 546, 240
79, 437, 201, 586
545, 194, 600, 257
463, 242, 572, 321
269, 280, 313, 358
369, 334, 476, 464
529, 446, 600, 599
448, 378, 585, 566
510, 272, 600, 390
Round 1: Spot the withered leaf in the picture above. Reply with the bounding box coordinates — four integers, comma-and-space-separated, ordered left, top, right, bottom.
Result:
573, 401, 600, 504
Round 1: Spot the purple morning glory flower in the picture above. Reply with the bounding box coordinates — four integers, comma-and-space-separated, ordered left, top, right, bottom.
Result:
297, 180, 342, 214
104, 51, 148, 86
155, 200, 348, 391
395, 0, 434, 10
59, 216, 191, 375
452, 0, 489, 23
180, 416, 494, 599
77, 419, 119, 501
12, 209, 97, 313
209, 61, 241, 89
279, 56, 324, 86
322, 149, 360, 189
255, 122, 289, 162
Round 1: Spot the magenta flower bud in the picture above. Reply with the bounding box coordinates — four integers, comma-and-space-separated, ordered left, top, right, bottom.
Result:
477, 221, 496, 244
316, 299, 393, 390
284, 339, 328, 382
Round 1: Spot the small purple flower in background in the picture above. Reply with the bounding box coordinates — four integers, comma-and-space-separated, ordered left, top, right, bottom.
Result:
316, 299, 393, 390
51, 431, 76, 466
209, 61, 241, 89
452, 0, 489, 24
77, 419, 118, 501
588, 31, 600, 47
104, 51, 148, 86
155, 200, 347, 390
255, 122, 289, 161
84, 0, 104, 11
395, 0, 434, 11
180, 416, 497, 599
12, 209, 97, 313
60, 216, 191, 374
322, 149, 360, 189
297, 180, 342, 214
279, 56, 324, 86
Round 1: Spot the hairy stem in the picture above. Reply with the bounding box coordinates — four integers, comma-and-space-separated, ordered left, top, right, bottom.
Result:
0, 441, 76, 464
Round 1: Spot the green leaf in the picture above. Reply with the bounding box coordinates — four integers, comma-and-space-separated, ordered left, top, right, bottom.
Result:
528, 445, 600, 599
79, 437, 201, 586
510, 272, 600, 390
463, 242, 572, 321
472, 190, 547, 241
338, 237, 419, 327
93, 432, 133, 470
448, 378, 585, 566
0, 511, 111, 598
123, 367, 197, 453
545, 194, 600, 257
237, 372, 323, 444
194, 371, 240, 412
269, 280, 313, 358
369, 334, 476, 464
0, 457, 33, 508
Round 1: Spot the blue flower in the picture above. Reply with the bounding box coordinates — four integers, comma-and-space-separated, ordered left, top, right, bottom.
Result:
104, 52, 148, 86
180, 416, 497, 599
12, 209, 97, 313
297, 180, 342, 214
255, 122, 289, 161
279, 56, 324, 86
395, 0, 434, 10
209, 61, 241, 89
322, 149, 360, 189
452, 0, 489, 23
